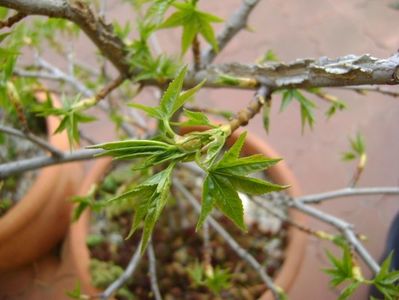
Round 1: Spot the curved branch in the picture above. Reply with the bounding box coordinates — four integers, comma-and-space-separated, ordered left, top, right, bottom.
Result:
0, 0, 129, 74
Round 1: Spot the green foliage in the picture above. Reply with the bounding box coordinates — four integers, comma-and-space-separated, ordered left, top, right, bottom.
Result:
187, 262, 232, 294
105, 163, 175, 252
257, 49, 279, 63
342, 133, 366, 161
324, 246, 364, 300
262, 100, 272, 133
280, 89, 316, 132
371, 252, 399, 299
175, 108, 215, 127
66, 282, 87, 300
159, 1, 223, 54
91, 71, 285, 253
198, 132, 286, 231
130, 66, 205, 137
34, 94, 96, 146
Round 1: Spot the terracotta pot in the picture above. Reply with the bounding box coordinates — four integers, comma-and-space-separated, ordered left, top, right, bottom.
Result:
64, 128, 307, 299
0, 94, 83, 272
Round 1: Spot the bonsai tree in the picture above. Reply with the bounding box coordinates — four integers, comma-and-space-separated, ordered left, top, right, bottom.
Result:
0, 0, 399, 299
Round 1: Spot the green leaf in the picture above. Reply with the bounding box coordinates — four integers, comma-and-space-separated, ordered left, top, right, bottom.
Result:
197, 175, 216, 230
202, 130, 226, 168
217, 131, 247, 165
129, 102, 164, 119
158, 2, 222, 54
324, 247, 354, 287
217, 154, 281, 176
338, 281, 361, 300
177, 109, 213, 127
160, 65, 188, 117
200, 174, 246, 231
0, 32, 11, 43
280, 89, 294, 112
341, 152, 356, 161
262, 101, 271, 133
175, 79, 206, 110
223, 174, 286, 195
257, 49, 279, 63
351, 133, 366, 155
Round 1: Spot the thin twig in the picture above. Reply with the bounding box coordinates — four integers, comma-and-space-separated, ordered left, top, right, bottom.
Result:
341, 86, 399, 98
0, 11, 27, 28
0, 148, 101, 179
297, 187, 399, 204
100, 246, 142, 300
203, 220, 212, 268
201, 0, 261, 65
0, 124, 63, 157
147, 240, 163, 300
228, 85, 270, 132
173, 179, 281, 300
289, 199, 380, 273
250, 195, 323, 238
192, 34, 201, 71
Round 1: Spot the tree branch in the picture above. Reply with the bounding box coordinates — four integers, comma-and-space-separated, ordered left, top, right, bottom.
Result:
100, 246, 142, 300
289, 199, 380, 273
341, 85, 399, 98
201, 0, 261, 65
147, 240, 163, 300
188, 53, 399, 90
228, 85, 269, 132
0, 0, 129, 74
297, 187, 399, 204
0, 124, 63, 157
0, 148, 100, 179
0, 11, 27, 28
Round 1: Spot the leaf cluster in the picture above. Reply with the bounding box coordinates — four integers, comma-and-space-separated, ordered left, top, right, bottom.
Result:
280, 89, 316, 132
342, 133, 366, 161
90, 67, 286, 252
34, 94, 96, 146
159, 1, 223, 54
187, 262, 232, 295
325, 245, 399, 300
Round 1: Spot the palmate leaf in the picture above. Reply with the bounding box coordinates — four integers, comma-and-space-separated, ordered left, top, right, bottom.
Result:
106, 163, 175, 252
197, 132, 286, 230
158, 1, 222, 54
130, 66, 205, 136
280, 89, 316, 132
371, 252, 399, 299
175, 109, 214, 127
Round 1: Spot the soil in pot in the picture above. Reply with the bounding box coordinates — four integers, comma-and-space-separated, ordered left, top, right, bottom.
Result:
84, 162, 289, 300
0, 107, 47, 215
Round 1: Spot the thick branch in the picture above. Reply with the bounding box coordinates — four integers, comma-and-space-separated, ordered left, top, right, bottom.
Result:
0, 148, 100, 179
202, 0, 260, 65
0, 0, 129, 74
188, 53, 399, 89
